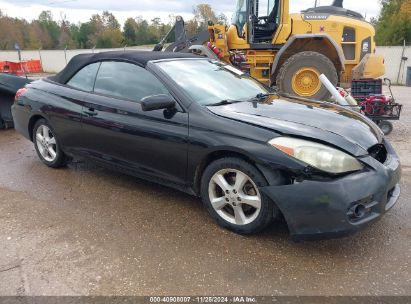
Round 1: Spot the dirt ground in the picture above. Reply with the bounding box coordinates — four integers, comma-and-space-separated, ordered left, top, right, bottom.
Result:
0, 86, 410, 296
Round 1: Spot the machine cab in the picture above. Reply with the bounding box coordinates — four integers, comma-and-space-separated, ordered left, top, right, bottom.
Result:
231, 0, 281, 45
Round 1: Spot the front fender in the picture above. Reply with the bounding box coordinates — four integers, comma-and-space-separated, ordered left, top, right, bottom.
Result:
271, 33, 346, 80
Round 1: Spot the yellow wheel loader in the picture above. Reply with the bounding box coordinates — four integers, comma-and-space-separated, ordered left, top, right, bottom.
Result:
155, 0, 385, 100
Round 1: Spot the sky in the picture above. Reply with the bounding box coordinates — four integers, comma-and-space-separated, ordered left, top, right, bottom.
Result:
0, 0, 382, 25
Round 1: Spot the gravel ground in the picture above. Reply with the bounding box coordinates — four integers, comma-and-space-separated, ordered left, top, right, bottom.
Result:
0, 86, 410, 296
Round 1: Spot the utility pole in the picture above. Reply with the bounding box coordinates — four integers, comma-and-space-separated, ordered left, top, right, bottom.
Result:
397, 40, 408, 84
315, 0, 318, 7
64, 45, 68, 65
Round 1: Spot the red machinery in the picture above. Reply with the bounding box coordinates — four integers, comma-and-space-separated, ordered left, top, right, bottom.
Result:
356, 79, 402, 135
361, 95, 393, 116
337, 78, 402, 135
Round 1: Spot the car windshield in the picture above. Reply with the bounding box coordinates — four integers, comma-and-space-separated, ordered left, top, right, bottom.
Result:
155, 59, 270, 106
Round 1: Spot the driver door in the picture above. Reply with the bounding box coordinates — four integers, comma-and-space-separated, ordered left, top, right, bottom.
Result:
80, 61, 189, 186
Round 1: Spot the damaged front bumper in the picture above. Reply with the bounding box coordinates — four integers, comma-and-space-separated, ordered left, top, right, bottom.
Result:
261, 143, 402, 241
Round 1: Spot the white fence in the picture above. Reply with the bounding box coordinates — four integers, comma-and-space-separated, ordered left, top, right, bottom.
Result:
376, 46, 410, 85
0, 47, 151, 74
0, 46, 410, 84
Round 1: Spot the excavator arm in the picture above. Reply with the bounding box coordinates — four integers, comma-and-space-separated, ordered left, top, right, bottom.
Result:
153, 16, 211, 54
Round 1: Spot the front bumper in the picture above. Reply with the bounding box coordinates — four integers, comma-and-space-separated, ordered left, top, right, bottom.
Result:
261, 146, 401, 241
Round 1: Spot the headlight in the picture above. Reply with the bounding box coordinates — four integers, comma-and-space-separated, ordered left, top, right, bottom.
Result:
269, 137, 363, 174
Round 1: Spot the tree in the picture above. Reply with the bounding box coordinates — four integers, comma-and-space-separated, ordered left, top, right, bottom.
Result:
374, 0, 411, 45
38, 11, 60, 49
79, 12, 124, 48
193, 4, 218, 30
217, 13, 229, 25
77, 22, 94, 48
151, 17, 161, 27
68, 23, 80, 48
185, 19, 200, 37
136, 18, 151, 44
58, 14, 77, 48
124, 18, 138, 45
25, 25, 42, 49
102, 11, 120, 30
97, 29, 124, 48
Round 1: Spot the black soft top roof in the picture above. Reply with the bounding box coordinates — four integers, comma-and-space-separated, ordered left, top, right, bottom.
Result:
50, 51, 200, 84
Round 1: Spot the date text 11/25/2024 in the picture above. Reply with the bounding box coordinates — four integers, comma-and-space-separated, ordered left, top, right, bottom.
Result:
149, 297, 257, 303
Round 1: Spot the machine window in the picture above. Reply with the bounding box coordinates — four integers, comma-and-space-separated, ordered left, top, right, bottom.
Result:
342, 27, 356, 60
232, 0, 248, 36
258, 0, 275, 17
343, 27, 356, 42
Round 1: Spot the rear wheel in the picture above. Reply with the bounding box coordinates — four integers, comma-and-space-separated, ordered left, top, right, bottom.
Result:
276, 51, 338, 100
200, 157, 280, 235
33, 119, 67, 168
378, 120, 393, 136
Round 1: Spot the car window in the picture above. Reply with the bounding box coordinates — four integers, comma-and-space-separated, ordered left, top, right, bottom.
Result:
93, 61, 170, 102
66, 62, 100, 92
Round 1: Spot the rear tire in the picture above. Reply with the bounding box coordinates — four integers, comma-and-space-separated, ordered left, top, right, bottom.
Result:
276, 51, 338, 100
200, 157, 281, 235
33, 119, 67, 168
378, 120, 393, 136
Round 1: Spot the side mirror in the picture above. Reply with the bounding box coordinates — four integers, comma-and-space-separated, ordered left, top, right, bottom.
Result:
141, 94, 176, 112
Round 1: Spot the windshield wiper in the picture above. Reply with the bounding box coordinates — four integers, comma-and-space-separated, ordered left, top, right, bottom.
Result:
252, 92, 278, 101
207, 93, 277, 107
206, 99, 244, 107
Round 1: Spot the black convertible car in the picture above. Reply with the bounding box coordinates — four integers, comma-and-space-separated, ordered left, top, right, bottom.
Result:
0, 73, 31, 128
12, 51, 401, 240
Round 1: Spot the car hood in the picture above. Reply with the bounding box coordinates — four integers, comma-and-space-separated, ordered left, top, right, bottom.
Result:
207, 97, 383, 156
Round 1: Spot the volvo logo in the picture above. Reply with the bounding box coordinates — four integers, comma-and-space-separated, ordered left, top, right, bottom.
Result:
304, 14, 330, 20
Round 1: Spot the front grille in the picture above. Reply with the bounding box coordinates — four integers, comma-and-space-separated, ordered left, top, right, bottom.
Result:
368, 144, 387, 164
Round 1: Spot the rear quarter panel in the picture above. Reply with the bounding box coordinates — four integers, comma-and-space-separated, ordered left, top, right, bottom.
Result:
12, 79, 83, 152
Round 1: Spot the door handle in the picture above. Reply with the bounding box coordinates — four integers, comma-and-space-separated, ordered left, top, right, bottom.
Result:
83, 108, 98, 117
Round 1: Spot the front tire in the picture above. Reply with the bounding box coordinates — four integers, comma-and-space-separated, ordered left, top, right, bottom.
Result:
33, 119, 67, 168
200, 157, 280, 235
276, 51, 338, 100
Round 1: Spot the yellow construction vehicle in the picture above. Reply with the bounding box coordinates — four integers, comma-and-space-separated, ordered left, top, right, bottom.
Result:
209, 0, 385, 99
156, 0, 385, 100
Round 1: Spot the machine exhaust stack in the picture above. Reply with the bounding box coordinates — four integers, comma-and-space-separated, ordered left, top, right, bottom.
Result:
332, 0, 343, 8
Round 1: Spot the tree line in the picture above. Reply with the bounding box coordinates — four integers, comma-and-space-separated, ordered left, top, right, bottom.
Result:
0, 4, 227, 50
1, 1, 410, 50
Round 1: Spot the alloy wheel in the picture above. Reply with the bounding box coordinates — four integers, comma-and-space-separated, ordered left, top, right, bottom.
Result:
35, 125, 57, 162
208, 169, 262, 225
